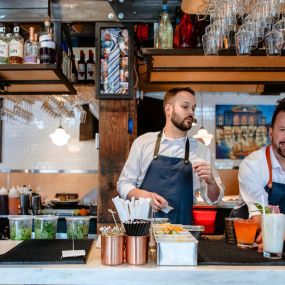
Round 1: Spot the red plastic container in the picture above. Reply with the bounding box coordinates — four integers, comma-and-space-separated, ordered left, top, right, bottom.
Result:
192, 210, 217, 234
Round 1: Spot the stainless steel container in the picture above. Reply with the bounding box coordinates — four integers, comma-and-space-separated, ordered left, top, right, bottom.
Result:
126, 236, 149, 265
101, 235, 124, 266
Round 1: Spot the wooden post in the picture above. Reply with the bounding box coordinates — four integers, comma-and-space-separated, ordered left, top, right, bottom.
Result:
97, 99, 136, 228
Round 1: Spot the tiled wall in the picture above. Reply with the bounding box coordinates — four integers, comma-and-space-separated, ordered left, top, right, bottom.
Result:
0, 93, 282, 197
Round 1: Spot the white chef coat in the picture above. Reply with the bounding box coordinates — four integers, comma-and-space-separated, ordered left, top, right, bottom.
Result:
238, 145, 285, 218
117, 131, 224, 204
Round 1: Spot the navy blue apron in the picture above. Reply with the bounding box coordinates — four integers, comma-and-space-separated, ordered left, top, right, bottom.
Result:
140, 131, 194, 225
265, 145, 285, 214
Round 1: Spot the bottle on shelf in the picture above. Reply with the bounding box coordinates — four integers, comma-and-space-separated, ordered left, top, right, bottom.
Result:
9, 23, 24, 64
86, 49, 95, 83
78, 49, 86, 83
8, 187, 19, 215
179, 12, 194, 49
173, 7, 181, 49
0, 23, 9, 64
158, 2, 173, 49
39, 17, 56, 64
24, 27, 39, 64
71, 53, 78, 84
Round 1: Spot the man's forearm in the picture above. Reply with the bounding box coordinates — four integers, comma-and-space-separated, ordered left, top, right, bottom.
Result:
127, 188, 153, 199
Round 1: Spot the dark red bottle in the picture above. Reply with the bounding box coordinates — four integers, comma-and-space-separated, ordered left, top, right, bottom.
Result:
179, 12, 194, 48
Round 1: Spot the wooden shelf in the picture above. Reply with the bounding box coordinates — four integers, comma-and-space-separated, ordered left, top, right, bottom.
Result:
0, 64, 77, 95
138, 49, 285, 93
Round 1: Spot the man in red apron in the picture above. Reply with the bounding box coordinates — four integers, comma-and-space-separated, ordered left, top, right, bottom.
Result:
117, 87, 224, 225
239, 98, 285, 227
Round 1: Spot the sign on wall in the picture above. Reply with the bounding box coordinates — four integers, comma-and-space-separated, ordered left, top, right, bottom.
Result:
215, 105, 275, 160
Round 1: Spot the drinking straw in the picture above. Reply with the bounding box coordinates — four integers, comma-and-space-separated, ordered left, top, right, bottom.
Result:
261, 195, 266, 215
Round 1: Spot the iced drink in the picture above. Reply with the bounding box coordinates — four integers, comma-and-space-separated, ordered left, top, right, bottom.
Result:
234, 219, 258, 248
262, 213, 285, 259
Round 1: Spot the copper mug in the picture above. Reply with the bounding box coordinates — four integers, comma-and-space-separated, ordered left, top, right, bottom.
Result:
101, 235, 124, 266
126, 236, 149, 265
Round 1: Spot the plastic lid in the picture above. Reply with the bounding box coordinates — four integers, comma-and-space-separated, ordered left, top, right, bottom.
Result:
34, 215, 58, 221
65, 216, 91, 221
0, 187, 8, 195
8, 215, 33, 221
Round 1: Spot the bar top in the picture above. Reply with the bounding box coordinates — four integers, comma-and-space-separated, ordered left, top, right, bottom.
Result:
0, 240, 284, 285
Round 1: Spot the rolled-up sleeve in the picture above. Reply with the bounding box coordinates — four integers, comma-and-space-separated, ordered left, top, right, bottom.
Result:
117, 140, 140, 199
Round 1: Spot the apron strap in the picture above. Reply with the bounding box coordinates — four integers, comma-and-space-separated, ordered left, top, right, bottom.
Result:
153, 131, 190, 164
153, 131, 163, 159
265, 145, 273, 189
184, 138, 190, 164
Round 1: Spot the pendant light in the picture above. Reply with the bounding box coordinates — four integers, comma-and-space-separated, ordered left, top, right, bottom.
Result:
49, 119, 71, 147
193, 93, 213, 146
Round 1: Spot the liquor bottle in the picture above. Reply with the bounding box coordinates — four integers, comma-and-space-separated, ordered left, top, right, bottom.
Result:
0, 24, 8, 64
34, 33, 40, 63
158, 3, 173, 49
86, 49, 95, 83
24, 27, 39, 64
39, 17, 56, 64
9, 23, 24, 64
78, 50, 86, 82
179, 12, 194, 48
70, 54, 78, 83
173, 7, 181, 49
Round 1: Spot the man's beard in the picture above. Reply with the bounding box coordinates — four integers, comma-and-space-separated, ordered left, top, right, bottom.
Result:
171, 111, 193, 131
272, 138, 285, 159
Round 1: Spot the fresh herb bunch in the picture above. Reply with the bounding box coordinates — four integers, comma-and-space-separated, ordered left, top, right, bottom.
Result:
34, 220, 57, 239
10, 225, 32, 240
67, 222, 89, 239
254, 203, 280, 214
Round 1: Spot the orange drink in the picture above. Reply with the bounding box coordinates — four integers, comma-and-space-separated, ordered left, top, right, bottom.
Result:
233, 219, 258, 249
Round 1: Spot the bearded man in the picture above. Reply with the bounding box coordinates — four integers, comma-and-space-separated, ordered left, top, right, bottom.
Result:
239, 98, 285, 227
117, 87, 224, 224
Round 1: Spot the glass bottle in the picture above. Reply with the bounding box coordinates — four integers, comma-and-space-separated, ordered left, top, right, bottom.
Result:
173, 18, 181, 49
179, 12, 194, 48
158, 3, 173, 49
86, 49, 95, 83
24, 27, 39, 64
0, 23, 8, 64
71, 54, 78, 83
39, 17, 56, 64
8, 187, 19, 215
9, 23, 24, 64
78, 49, 86, 82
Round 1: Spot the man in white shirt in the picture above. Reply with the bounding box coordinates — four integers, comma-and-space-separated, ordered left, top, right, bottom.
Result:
117, 87, 224, 224
239, 98, 285, 226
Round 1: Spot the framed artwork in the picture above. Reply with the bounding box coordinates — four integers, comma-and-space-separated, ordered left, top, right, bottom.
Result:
215, 105, 275, 160
95, 22, 134, 99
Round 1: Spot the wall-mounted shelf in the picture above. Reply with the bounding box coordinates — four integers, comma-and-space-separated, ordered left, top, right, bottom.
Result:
0, 64, 77, 95
139, 48, 285, 94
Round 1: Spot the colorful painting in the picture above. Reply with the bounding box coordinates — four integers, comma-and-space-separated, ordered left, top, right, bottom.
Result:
96, 23, 133, 99
216, 105, 275, 160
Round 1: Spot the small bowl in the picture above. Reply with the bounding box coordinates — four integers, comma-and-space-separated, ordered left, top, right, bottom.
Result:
65, 216, 91, 239
8, 215, 33, 240
34, 215, 58, 239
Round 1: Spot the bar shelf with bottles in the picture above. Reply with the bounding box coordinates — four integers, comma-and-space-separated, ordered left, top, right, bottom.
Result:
0, 20, 76, 95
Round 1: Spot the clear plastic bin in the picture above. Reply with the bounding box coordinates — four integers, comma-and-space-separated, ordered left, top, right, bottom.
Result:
34, 215, 58, 239
9, 215, 33, 240
65, 216, 90, 239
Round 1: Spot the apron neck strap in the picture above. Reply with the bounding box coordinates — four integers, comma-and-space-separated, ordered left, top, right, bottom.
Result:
153, 131, 190, 164
266, 145, 273, 189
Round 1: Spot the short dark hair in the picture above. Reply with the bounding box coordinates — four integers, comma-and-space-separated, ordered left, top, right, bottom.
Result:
271, 98, 285, 128
163, 87, 195, 111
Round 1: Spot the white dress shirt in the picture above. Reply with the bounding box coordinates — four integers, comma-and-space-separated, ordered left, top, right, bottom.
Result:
117, 131, 224, 204
238, 145, 285, 218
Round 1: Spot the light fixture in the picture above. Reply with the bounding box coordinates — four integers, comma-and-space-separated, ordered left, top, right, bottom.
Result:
193, 93, 213, 146
49, 120, 71, 147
